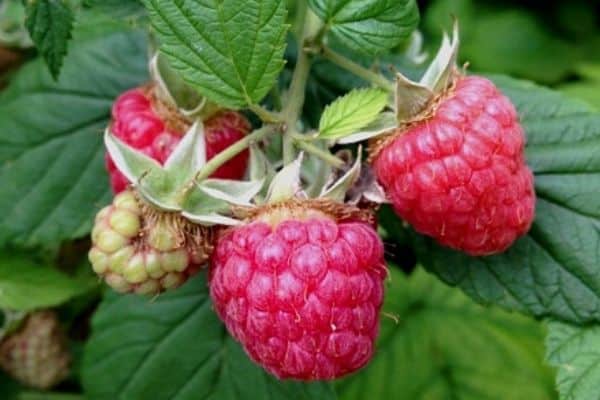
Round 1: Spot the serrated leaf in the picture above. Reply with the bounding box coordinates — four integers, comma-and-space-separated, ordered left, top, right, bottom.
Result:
0, 29, 147, 249
338, 267, 556, 400
81, 274, 336, 400
309, 0, 419, 56
142, 0, 288, 108
25, 0, 74, 79
0, 252, 97, 312
319, 88, 389, 139
546, 321, 600, 400
406, 75, 600, 324
337, 111, 396, 144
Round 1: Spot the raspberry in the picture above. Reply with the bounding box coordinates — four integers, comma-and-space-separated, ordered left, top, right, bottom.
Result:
88, 190, 213, 294
373, 76, 535, 256
0, 311, 70, 390
107, 87, 251, 193
209, 204, 386, 380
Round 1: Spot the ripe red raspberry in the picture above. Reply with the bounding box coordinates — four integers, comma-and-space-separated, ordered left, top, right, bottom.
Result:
0, 311, 70, 390
106, 87, 251, 193
373, 76, 535, 256
209, 204, 386, 380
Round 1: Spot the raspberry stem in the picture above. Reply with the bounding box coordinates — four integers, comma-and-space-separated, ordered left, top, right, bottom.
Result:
194, 124, 279, 182
294, 139, 344, 168
321, 47, 394, 93
281, 5, 322, 165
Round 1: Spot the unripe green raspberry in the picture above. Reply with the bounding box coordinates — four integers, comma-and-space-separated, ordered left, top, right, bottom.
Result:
88, 189, 214, 295
109, 209, 140, 237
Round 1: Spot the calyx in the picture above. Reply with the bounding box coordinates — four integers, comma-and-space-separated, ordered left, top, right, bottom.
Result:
338, 21, 461, 145
233, 147, 378, 224
105, 121, 264, 226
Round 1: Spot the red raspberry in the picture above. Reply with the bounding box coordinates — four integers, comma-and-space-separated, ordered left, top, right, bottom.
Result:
209, 205, 386, 380
106, 87, 251, 193
373, 76, 535, 256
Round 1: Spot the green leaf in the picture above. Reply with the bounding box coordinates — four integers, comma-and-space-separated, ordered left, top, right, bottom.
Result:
142, 0, 288, 108
24, 0, 75, 79
0, 252, 97, 312
81, 273, 335, 400
338, 267, 556, 400
413, 75, 600, 324
319, 88, 388, 139
308, 0, 419, 56
83, 0, 145, 20
547, 321, 600, 400
0, 28, 147, 249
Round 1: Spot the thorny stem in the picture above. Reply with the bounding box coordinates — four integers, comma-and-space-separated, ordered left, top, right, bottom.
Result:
294, 139, 344, 168
321, 46, 394, 93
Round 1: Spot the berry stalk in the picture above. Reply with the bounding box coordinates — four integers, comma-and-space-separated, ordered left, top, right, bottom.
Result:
281, 5, 322, 165
194, 124, 279, 182
321, 46, 394, 93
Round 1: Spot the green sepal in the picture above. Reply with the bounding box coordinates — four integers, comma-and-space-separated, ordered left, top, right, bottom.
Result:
149, 53, 220, 120
393, 20, 459, 121
181, 179, 264, 226
320, 146, 362, 202
265, 154, 305, 204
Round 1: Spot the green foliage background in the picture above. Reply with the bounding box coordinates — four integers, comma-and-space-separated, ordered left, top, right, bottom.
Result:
0, 0, 599, 399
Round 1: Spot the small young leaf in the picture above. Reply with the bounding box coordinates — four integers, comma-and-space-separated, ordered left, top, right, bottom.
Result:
309, 0, 419, 56
25, 0, 74, 79
337, 111, 396, 144
547, 321, 600, 400
319, 88, 389, 139
142, 0, 288, 108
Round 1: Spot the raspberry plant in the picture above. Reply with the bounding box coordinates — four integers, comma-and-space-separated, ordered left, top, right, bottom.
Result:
0, 0, 599, 399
